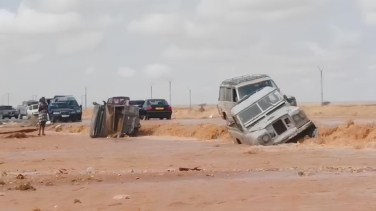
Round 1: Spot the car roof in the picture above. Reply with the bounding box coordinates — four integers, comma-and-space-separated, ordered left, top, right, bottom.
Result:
110, 96, 130, 98
145, 99, 167, 101
231, 86, 277, 115
220, 74, 271, 87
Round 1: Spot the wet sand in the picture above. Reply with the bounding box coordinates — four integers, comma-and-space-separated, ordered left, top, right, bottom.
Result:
2, 128, 376, 210
2, 107, 376, 210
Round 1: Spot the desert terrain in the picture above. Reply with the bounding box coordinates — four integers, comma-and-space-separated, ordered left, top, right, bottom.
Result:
2, 104, 376, 210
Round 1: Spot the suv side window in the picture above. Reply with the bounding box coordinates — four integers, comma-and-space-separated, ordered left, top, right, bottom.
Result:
219, 87, 226, 101
225, 88, 232, 101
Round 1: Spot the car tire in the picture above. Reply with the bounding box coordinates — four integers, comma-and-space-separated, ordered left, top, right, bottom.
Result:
167, 116, 171, 120
130, 128, 139, 137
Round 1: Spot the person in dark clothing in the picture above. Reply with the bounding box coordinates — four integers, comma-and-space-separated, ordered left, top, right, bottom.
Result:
38, 97, 48, 136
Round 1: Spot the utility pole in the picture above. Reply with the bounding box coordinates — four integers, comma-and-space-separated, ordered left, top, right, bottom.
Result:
6, 93, 11, 105
84, 87, 87, 110
81, 95, 85, 106
168, 80, 172, 105
189, 89, 191, 109
317, 66, 324, 106
32, 95, 37, 100
150, 85, 153, 98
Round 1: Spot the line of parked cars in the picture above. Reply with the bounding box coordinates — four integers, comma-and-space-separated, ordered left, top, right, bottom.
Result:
0, 95, 83, 122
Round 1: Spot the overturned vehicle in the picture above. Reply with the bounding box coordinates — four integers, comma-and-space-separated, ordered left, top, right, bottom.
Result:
227, 86, 317, 145
90, 96, 141, 138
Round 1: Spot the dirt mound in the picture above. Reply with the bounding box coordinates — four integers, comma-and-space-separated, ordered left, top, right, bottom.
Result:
0, 128, 38, 135
4, 132, 36, 139
304, 120, 376, 148
48, 121, 376, 148
139, 123, 231, 140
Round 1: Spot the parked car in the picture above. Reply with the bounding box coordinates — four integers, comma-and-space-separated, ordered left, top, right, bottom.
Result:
90, 97, 140, 138
26, 104, 39, 118
142, 99, 172, 120
217, 74, 297, 122
0, 105, 19, 119
16, 100, 38, 119
129, 100, 145, 119
48, 102, 79, 123
52, 95, 82, 121
227, 86, 317, 145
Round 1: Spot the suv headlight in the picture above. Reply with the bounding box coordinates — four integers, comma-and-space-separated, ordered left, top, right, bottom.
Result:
259, 134, 271, 144
76, 110, 81, 113
53, 112, 60, 115
293, 114, 301, 121
293, 111, 306, 122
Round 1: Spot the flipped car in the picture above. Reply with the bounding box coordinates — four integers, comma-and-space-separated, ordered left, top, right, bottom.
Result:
48, 102, 79, 123
217, 74, 297, 123
90, 96, 141, 138
227, 86, 317, 145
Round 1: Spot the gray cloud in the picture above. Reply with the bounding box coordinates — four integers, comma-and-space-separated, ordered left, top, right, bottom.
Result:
0, 0, 375, 106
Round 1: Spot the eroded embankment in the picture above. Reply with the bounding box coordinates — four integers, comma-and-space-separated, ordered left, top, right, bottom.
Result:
2, 121, 376, 148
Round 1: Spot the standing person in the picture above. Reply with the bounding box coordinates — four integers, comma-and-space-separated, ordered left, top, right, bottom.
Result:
38, 97, 48, 136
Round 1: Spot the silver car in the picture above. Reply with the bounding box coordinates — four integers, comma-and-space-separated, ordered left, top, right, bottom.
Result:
227, 86, 317, 145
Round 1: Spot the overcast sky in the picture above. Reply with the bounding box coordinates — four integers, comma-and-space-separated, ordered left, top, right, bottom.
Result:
1, 0, 376, 106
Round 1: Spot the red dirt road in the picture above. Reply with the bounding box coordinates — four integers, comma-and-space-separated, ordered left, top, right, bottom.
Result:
1, 131, 376, 210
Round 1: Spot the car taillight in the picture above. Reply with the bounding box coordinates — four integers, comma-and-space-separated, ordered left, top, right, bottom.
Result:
147, 105, 152, 111
168, 105, 172, 110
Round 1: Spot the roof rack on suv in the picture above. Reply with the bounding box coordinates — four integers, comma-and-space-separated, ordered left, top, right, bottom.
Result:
221, 74, 270, 86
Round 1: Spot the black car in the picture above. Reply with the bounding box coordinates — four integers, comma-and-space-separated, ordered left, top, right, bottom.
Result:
48, 102, 79, 122
51, 96, 82, 121
142, 99, 172, 120
129, 100, 145, 119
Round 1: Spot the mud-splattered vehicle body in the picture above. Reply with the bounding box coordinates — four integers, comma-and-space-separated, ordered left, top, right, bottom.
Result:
90, 96, 141, 138
227, 87, 317, 145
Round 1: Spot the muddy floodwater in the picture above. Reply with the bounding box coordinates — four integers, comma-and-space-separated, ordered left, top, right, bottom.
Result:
1, 115, 376, 210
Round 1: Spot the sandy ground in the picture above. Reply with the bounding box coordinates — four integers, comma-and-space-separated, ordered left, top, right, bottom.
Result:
2, 105, 376, 210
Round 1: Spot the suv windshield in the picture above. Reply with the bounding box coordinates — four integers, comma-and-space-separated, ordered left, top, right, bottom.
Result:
32, 104, 38, 110
237, 80, 277, 99
147, 99, 168, 105
237, 90, 283, 124
50, 103, 69, 109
